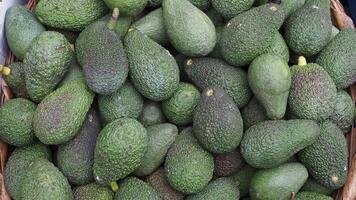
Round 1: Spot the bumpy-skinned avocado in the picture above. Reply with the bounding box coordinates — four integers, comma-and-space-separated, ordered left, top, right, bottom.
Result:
114, 177, 161, 200
4, 62, 29, 98
139, 100, 166, 126
73, 183, 114, 200
103, 0, 148, 16
301, 178, 334, 196
214, 148, 245, 177
295, 192, 333, 200
211, 0, 254, 19
330, 90, 355, 133
241, 97, 268, 130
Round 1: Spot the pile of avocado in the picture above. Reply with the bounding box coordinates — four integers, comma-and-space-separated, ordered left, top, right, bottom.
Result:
1, 0, 355, 199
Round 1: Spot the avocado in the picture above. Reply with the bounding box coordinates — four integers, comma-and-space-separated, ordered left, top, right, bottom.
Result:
93, 118, 148, 185
47, 28, 80, 44
114, 177, 160, 200
24, 31, 73, 103
211, 0, 254, 19
301, 178, 334, 196
99, 14, 133, 40
139, 100, 166, 126
209, 25, 224, 59
147, 0, 210, 10
280, 0, 306, 18
73, 183, 114, 200
284, 0, 332, 56
134, 123, 178, 176
57, 109, 101, 185
193, 87, 243, 154
250, 162, 309, 200
162, 0, 216, 56
162, 82, 201, 126
98, 81, 143, 123
165, 127, 214, 194
299, 121, 348, 190
288, 57, 337, 121
33, 75, 94, 145
4, 62, 29, 98
316, 29, 356, 89
241, 120, 320, 168
186, 177, 240, 200
20, 158, 73, 200
330, 90, 355, 133
241, 97, 268, 130
205, 7, 225, 26
295, 192, 333, 200
331, 26, 339, 39
35, 0, 108, 31
131, 8, 169, 45
214, 148, 245, 177
124, 29, 180, 101
58, 59, 83, 87
265, 32, 290, 62
184, 57, 252, 108
4, 143, 52, 200
5, 6, 45, 60
103, 0, 147, 16
231, 165, 257, 197
0, 98, 36, 146
76, 11, 129, 95
146, 168, 185, 200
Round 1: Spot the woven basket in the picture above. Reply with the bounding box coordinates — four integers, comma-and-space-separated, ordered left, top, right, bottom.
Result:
0, 0, 355, 199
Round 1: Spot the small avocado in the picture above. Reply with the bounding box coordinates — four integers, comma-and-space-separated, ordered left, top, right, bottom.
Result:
114, 177, 161, 200
73, 183, 114, 200
139, 100, 166, 126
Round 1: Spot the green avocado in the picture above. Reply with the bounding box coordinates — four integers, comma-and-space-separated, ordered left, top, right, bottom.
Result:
295, 192, 333, 200
214, 148, 245, 177
241, 97, 268, 130
211, 0, 254, 19
4, 62, 29, 98
139, 100, 166, 126
330, 90, 355, 133
103, 0, 148, 16
114, 177, 161, 200
73, 183, 114, 200
231, 165, 257, 197
301, 178, 334, 196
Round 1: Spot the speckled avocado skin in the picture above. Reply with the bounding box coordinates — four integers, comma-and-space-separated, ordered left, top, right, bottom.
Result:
329, 90, 355, 133
295, 192, 333, 200
73, 183, 114, 200
114, 177, 161, 200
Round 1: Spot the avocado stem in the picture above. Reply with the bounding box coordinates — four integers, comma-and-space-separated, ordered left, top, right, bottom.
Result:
107, 8, 120, 30
297, 56, 307, 66
0, 65, 11, 76
110, 181, 119, 192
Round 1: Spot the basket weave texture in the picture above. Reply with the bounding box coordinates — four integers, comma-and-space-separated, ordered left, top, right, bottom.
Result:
0, 0, 355, 199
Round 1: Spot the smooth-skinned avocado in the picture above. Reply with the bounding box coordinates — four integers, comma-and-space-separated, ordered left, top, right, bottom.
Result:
139, 100, 166, 126
330, 90, 355, 133
193, 87, 244, 154
103, 0, 148, 16
5, 5, 45, 60
299, 121, 348, 190
76, 10, 129, 95
165, 127, 214, 194
125, 29, 180, 101
211, 0, 254, 19
248, 54, 291, 119
114, 177, 161, 200
250, 162, 309, 200
240, 120, 320, 168
162, 0, 216, 56
4, 62, 29, 98
73, 183, 114, 200
0, 98, 36, 146
35, 0, 108, 31
93, 118, 148, 185
24, 31, 73, 103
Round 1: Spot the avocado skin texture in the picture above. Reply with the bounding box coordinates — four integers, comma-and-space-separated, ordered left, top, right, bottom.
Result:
250, 163, 308, 200
299, 121, 348, 190
76, 20, 129, 95
24, 31, 72, 103
295, 192, 333, 200
148, 0, 210, 10
4, 62, 29, 98
241, 120, 320, 168
4, 143, 52, 200
104, 0, 147, 16
231, 165, 257, 197
184, 57, 252, 108
134, 123, 178, 176
115, 177, 161, 200
220, 4, 280, 66
99, 14, 132, 40
5, 6, 45, 60
162, 82, 201, 126
209, 25, 224, 59
316, 29, 356, 89
20, 158, 73, 200
132, 8, 169, 45
125, 29, 180, 101
241, 97, 268, 130
205, 8, 225, 26
163, 0, 216, 56
0, 98, 36, 146
211, 0, 254, 19
35, 0, 108, 31
280, 0, 306, 18
93, 118, 148, 185
56, 109, 101, 185
248, 54, 291, 119
165, 127, 214, 194
266, 32, 290, 62
73, 183, 114, 200
284, 0, 332, 56
186, 177, 240, 200
214, 148, 245, 177
193, 87, 244, 154
33, 77, 95, 145
330, 90, 355, 133
301, 178, 334, 196
99, 81, 143, 123
146, 168, 185, 200
288, 63, 337, 121
139, 100, 166, 126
